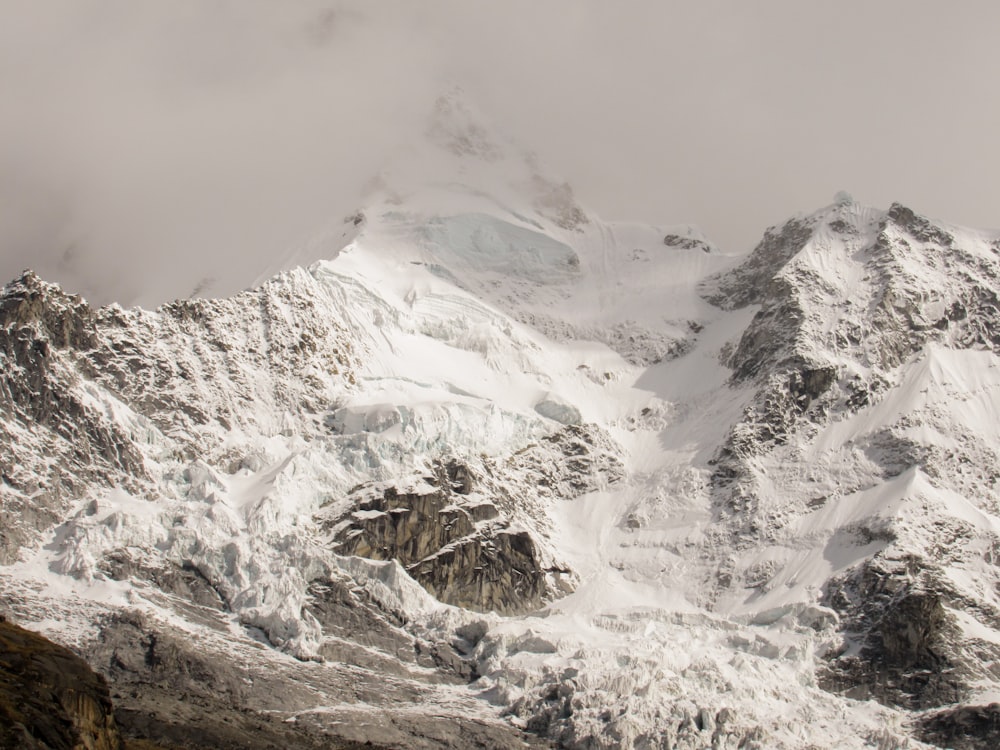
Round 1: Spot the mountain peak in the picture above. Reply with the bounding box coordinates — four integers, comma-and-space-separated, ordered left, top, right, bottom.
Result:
701, 199, 977, 312
252, 90, 598, 285
425, 87, 507, 163
368, 87, 586, 219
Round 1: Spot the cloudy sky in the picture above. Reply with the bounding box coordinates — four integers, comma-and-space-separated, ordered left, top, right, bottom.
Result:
2, 1, 998, 305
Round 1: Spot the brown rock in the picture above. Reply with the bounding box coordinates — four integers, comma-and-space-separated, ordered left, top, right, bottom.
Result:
0, 619, 123, 750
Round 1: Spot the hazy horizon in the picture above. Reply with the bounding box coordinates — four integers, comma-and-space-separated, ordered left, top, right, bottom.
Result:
2, 1, 998, 306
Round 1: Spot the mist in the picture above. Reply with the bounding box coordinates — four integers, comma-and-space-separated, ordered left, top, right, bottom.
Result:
2, 1, 998, 306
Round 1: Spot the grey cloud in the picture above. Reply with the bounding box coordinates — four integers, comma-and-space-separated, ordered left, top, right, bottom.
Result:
1, 1, 998, 305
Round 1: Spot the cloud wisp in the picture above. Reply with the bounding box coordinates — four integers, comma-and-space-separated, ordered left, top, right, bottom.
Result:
2, 1, 998, 305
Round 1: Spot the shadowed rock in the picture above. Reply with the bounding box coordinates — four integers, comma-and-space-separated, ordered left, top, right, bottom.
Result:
0, 618, 122, 750
918, 704, 1000, 750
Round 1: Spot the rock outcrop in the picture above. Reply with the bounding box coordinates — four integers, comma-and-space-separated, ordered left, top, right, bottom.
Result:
918, 704, 1000, 750
329, 472, 549, 614
0, 618, 122, 750
820, 562, 966, 709
85, 609, 540, 750
0, 274, 149, 564
326, 425, 624, 614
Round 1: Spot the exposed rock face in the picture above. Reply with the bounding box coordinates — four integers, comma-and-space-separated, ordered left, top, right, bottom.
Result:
328, 427, 624, 614
85, 609, 540, 750
0, 274, 149, 564
304, 575, 478, 679
701, 215, 817, 310
663, 233, 713, 254
328, 468, 550, 614
99, 552, 228, 612
918, 704, 1000, 750
820, 562, 966, 709
88, 612, 354, 750
0, 618, 122, 750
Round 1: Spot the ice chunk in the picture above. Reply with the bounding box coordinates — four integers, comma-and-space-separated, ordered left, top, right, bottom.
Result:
327, 404, 403, 435
419, 213, 579, 282
534, 393, 582, 425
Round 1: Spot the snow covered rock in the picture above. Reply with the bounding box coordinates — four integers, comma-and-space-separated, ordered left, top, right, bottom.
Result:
326, 463, 553, 615
327, 426, 625, 615
701, 200, 1000, 721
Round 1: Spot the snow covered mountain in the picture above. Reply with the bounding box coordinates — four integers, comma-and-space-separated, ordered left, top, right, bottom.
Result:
3, 96, 1000, 749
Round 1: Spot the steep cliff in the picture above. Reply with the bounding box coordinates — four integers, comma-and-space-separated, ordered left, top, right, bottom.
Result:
0, 618, 122, 750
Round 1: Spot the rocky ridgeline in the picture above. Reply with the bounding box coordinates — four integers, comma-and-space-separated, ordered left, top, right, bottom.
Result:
0, 273, 149, 565
0, 269, 358, 564
705, 201, 1000, 516
701, 202, 1000, 730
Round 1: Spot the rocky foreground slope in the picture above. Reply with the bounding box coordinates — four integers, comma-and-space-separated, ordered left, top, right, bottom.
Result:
2, 105, 1000, 748
0, 617, 121, 750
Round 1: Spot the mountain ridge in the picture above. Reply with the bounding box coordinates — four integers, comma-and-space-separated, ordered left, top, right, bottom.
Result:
2, 194, 1000, 749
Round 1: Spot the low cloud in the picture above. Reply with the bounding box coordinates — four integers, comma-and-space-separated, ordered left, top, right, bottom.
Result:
2, 1, 998, 305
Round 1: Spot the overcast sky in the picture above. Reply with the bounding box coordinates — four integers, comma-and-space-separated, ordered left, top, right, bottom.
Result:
2, 1, 998, 306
